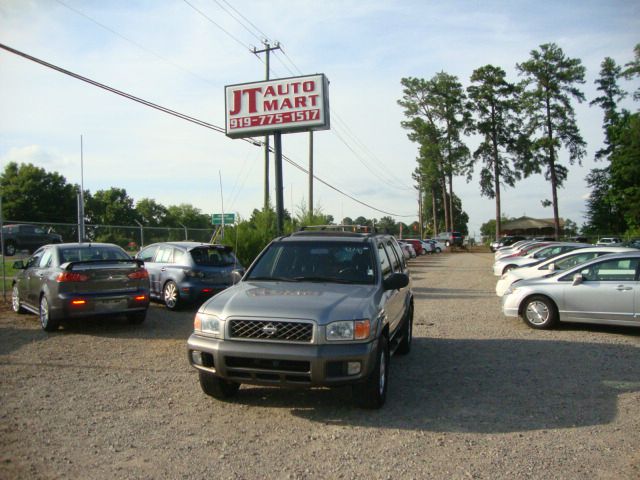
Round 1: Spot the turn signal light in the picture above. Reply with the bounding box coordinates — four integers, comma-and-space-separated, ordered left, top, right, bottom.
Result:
71, 299, 86, 305
128, 269, 149, 280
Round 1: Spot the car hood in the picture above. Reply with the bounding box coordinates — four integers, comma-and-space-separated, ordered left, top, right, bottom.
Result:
200, 280, 380, 325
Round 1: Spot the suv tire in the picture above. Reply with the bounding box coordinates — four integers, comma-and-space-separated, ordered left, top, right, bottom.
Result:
353, 335, 389, 409
163, 281, 180, 310
4, 241, 16, 256
199, 371, 240, 399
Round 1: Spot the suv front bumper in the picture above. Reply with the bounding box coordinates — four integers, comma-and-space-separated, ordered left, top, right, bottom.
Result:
187, 334, 378, 388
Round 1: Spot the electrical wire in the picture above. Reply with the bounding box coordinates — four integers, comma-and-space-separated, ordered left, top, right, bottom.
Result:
212, 0, 263, 44
181, 0, 252, 53
0, 42, 413, 217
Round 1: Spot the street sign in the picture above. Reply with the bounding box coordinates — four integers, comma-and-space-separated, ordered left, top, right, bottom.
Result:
212, 213, 235, 225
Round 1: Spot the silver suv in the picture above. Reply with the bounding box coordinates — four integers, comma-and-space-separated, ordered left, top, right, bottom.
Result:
187, 228, 414, 408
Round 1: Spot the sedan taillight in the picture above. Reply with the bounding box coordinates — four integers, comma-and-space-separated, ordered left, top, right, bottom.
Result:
56, 272, 89, 282
128, 269, 149, 280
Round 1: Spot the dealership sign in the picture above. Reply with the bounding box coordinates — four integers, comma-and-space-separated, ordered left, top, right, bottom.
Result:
225, 74, 330, 138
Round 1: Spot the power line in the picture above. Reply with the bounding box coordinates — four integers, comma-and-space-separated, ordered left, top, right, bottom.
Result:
211, 0, 263, 44
182, 0, 252, 53
0, 43, 413, 218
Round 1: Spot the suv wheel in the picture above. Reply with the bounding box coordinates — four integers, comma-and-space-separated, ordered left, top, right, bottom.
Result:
163, 281, 180, 310
199, 371, 240, 399
353, 335, 389, 409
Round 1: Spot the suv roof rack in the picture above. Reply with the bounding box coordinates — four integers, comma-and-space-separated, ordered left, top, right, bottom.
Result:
298, 224, 377, 233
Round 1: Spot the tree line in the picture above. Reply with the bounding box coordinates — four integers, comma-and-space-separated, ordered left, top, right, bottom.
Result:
398, 42, 639, 240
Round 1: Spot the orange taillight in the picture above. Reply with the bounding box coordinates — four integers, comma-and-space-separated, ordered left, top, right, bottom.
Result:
57, 272, 89, 282
128, 269, 149, 280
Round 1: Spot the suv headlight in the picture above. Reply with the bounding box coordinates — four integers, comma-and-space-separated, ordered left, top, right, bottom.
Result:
326, 319, 370, 341
194, 312, 224, 338
504, 284, 520, 296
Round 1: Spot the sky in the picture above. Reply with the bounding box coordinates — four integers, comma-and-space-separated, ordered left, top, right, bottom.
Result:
0, 0, 638, 238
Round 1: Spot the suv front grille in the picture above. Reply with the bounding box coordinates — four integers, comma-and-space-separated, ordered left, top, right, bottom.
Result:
229, 319, 313, 343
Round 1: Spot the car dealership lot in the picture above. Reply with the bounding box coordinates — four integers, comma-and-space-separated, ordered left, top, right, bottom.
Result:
1, 251, 639, 479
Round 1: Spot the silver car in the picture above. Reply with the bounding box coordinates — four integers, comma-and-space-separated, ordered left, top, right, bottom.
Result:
502, 251, 640, 329
187, 229, 413, 409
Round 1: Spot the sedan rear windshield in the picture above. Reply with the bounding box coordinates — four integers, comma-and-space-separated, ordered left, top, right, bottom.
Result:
247, 241, 375, 284
59, 246, 130, 262
190, 247, 237, 267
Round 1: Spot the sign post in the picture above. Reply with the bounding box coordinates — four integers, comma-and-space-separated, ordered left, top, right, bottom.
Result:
225, 74, 330, 235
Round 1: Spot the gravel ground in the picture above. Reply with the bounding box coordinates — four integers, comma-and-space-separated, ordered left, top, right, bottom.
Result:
1, 250, 639, 479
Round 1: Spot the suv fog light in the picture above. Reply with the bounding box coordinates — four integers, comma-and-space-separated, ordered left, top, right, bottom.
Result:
347, 362, 361, 375
191, 350, 203, 366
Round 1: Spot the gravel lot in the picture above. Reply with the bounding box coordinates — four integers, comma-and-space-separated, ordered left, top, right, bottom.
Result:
1, 251, 639, 479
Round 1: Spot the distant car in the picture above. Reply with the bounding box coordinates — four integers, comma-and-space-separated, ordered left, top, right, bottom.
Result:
490, 235, 526, 253
495, 246, 636, 296
424, 239, 445, 253
434, 231, 464, 247
398, 241, 416, 259
403, 239, 425, 255
11, 242, 150, 331
2, 223, 63, 256
596, 237, 623, 246
420, 240, 434, 254
502, 251, 640, 329
136, 242, 244, 310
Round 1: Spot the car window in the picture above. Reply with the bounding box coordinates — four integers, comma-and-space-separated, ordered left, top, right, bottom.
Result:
247, 241, 374, 284
548, 252, 599, 270
138, 245, 158, 262
59, 247, 130, 262
377, 243, 392, 277
577, 258, 639, 282
173, 248, 185, 264
26, 250, 44, 268
39, 249, 53, 268
385, 240, 402, 272
190, 247, 236, 267
155, 246, 173, 263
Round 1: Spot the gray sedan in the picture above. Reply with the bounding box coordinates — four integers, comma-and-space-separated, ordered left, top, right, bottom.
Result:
502, 251, 640, 329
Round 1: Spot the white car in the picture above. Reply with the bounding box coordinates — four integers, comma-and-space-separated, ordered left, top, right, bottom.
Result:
492, 243, 590, 276
595, 237, 623, 246
494, 240, 540, 260
424, 239, 445, 253
495, 246, 636, 296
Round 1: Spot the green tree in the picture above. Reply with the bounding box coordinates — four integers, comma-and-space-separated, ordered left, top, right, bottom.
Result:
0, 162, 78, 223
609, 112, 640, 231
621, 43, 640, 101
517, 43, 587, 239
376, 216, 397, 235
85, 188, 137, 226
136, 198, 168, 227
467, 65, 527, 240
166, 204, 210, 229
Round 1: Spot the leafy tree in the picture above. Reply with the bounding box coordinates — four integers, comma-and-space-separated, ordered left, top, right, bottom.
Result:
584, 167, 626, 235
398, 74, 471, 233
166, 204, 210, 229
608, 112, 640, 231
517, 43, 587, 239
136, 198, 168, 226
0, 161, 77, 223
621, 43, 640, 101
467, 65, 527, 240
85, 188, 137, 226
376, 216, 397, 235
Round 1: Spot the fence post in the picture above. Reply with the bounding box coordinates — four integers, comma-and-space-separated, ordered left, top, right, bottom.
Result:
135, 220, 144, 248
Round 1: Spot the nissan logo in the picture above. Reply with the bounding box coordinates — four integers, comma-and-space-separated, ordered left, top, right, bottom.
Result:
262, 324, 278, 336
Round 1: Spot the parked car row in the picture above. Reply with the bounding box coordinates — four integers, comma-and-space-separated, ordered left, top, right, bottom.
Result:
493, 239, 640, 330
10, 240, 244, 331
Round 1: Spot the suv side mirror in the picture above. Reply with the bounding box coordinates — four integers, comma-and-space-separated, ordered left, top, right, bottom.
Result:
12, 260, 25, 270
383, 272, 409, 291
572, 273, 583, 286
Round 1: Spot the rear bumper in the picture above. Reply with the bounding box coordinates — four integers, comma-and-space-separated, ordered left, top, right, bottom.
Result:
52, 289, 150, 319
187, 334, 378, 388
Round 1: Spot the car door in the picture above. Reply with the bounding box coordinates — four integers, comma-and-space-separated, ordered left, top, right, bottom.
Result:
23, 248, 46, 307
377, 240, 404, 335
137, 245, 160, 295
561, 257, 639, 323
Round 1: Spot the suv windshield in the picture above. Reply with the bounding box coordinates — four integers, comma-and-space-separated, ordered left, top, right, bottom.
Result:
247, 241, 375, 284
190, 247, 237, 267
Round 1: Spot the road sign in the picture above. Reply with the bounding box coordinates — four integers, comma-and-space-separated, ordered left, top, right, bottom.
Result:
212, 213, 235, 225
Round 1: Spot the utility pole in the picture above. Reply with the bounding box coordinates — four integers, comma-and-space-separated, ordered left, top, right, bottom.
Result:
308, 131, 314, 220
252, 40, 281, 211
418, 181, 423, 239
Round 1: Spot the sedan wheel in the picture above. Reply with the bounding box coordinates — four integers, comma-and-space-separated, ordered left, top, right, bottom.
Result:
522, 295, 558, 329
163, 281, 180, 310
11, 285, 25, 314
39, 295, 59, 332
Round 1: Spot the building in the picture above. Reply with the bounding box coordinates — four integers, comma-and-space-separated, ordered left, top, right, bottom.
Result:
501, 216, 564, 237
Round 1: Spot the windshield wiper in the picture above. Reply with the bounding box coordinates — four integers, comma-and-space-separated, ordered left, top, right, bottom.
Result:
247, 276, 297, 282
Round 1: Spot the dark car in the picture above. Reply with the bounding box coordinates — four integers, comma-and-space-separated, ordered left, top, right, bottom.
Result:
136, 242, 244, 310
434, 231, 464, 247
11, 243, 150, 331
187, 228, 413, 409
404, 239, 425, 255
2, 224, 63, 256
